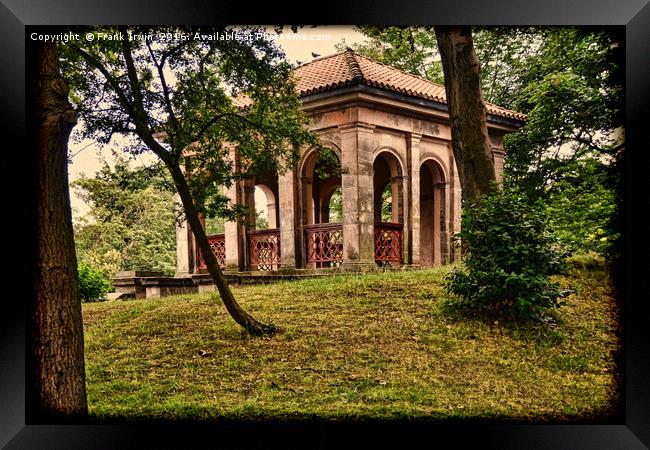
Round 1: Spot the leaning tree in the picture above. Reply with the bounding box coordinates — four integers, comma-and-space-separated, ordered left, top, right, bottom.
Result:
61, 26, 324, 336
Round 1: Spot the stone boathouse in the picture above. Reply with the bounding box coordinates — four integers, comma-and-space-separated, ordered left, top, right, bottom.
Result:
115, 49, 526, 299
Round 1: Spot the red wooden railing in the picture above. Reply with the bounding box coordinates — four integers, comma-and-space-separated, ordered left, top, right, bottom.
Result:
304, 223, 343, 268
374, 222, 402, 266
197, 234, 226, 271
196, 224, 401, 271
247, 228, 281, 271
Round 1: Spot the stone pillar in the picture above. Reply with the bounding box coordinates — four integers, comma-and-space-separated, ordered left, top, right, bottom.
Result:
391, 175, 404, 223
340, 122, 376, 270
489, 131, 506, 187
223, 181, 243, 271
438, 182, 451, 264
400, 174, 410, 265
492, 149, 505, 186
243, 182, 256, 229
302, 176, 314, 225
449, 151, 463, 263
267, 198, 277, 229
224, 147, 243, 271
407, 132, 422, 267
175, 194, 194, 277
278, 164, 298, 270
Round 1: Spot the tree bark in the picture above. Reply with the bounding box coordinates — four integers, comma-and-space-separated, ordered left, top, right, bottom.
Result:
28, 41, 88, 421
435, 26, 496, 203
167, 163, 277, 336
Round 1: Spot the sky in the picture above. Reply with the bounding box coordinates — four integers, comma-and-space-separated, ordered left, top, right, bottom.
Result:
68, 25, 368, 220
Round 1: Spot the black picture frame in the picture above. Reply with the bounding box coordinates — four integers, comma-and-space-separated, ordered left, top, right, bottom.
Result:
4, 0, 649, 447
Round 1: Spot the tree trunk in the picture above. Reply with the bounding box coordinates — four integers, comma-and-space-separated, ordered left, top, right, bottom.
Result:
166, 163, 277, 336
27, 41, 88, 421
435, 26, 496, 203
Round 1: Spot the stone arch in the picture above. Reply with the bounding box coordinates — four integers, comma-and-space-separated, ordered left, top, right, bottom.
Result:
419, 157, 447, 267
373, 149, 405, 224
299, 144, 342, 225
373, 146, 406, 178
419, 152, 450, 183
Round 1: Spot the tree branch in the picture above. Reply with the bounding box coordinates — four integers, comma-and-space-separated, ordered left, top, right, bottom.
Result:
145, 39, 181, 143
69, 45, 136, 120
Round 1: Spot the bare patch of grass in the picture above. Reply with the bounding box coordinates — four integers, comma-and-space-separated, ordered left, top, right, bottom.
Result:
82, 266, 621, 422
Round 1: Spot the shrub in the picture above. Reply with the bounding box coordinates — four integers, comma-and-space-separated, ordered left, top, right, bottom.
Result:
78, 262, 112, 302
444, 186, 569, 320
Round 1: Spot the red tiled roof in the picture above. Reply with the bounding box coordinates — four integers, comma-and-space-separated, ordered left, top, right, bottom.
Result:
294, 49, 527, 122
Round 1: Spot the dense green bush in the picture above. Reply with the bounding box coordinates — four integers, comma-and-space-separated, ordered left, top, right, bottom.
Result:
444, 186, 569, 320
78, 262, 112, 302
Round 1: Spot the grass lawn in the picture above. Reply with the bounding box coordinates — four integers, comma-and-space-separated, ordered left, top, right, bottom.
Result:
82, 266, 622, 422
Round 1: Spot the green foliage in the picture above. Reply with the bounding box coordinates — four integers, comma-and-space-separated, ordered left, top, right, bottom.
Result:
255, 211, 269, 230
313, 148, 343, 181
490, 27, 623, 199
78, 262, 112, 302
445, 186, 569, 320
328, 187, 343, 223
380, 183, 392, 222
204, 215, 225, 235
60, 25, 326, 226
546, 158, 618, 255
73, 157, 177, 277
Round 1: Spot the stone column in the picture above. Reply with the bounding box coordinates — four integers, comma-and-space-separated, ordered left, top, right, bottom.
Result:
278, 164, 298, 270
243, 182, 257, 229
223, 180, 243, 271
407, 132, 422, 267
267, 198, 278, 229
301, 176, 314, 225
438, 182, 451, 264
489, 131, 506, 187
224, 147, 243, 271
175, 194, 194, 277
449, 150, 463, 263
340, 122, 376, 270
492, 149, 505, 186
400, 174, 410, 265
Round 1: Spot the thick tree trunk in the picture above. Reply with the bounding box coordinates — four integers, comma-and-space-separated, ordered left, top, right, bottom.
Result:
166, 163, 277, 336
28, 41, 88, 421
435, 26, 496, 203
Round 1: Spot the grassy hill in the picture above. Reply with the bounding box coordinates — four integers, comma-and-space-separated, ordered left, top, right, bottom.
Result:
82, 266, 621, 422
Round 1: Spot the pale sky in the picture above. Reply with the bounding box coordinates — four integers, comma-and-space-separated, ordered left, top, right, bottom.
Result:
68, 25, 368, 220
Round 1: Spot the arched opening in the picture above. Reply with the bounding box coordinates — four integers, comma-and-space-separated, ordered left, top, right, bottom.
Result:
301, 148, 343, 268
301, 148, 342, 225
373, 151, 404, 266
253, 184, 277, 230
327, 186, 343, 223
419, 159, 446, 268
373, 152, 403, 224
244, 174, 281, 271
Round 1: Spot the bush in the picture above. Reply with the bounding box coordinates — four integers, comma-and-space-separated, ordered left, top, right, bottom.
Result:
78, 262, 112, 302
444, 186, 569, 321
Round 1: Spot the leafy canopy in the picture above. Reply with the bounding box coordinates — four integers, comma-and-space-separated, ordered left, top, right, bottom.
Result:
61, 26, 325, 222
72, 157, 178, 277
